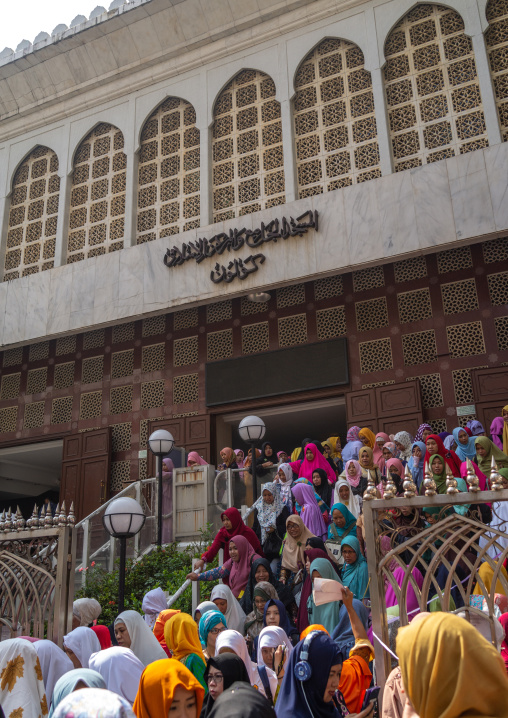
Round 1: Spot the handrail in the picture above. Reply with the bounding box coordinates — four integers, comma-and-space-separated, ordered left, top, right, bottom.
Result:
76, 478, 155, 528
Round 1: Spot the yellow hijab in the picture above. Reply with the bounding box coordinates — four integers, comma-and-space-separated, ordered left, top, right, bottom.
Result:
164, 613, 206, 665
359, 427, 376, 449
397, 612, 508, 718
503, 405, 508, 455
473, 561, 508, 597
291, 448, 301, 463
326, 437, 342, 459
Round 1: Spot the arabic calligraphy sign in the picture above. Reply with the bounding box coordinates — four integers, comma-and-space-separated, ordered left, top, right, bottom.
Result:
162, 209, 318, 284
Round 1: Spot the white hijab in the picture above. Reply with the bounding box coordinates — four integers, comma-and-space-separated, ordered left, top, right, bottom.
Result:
89, 647, 144, 705
34, 640, 73, 706
63, 627, 101, 669
210, 584, 246, 634
215, 629, 277, 699
72, 598, 102, 626
257, 626, 293, 668
333, 478, 361, 519
114, 610, 167, 667
194, 601, 218, 620
141, 588, 167, 629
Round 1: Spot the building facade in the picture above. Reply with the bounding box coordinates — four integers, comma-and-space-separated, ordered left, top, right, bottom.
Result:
0, 0, 507, 515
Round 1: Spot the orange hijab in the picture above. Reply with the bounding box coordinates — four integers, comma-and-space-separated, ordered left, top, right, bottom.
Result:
133, 658, 205, 718
153, 609, 180, 655
339, 655, 372, 714
164, 613, 206, 665
358, 428, 376, 450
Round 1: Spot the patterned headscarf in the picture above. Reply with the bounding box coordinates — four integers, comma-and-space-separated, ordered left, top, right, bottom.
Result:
347, 426, 361, 442
394, 431, 413, 460
54, 688, 136, 718
257, 482, 285, 543
414, 423, 432, 442
0, 638, 48, 718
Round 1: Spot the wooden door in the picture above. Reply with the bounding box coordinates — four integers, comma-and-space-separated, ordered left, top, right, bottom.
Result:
471, 367, 508, 433
60, 428, 111, 521
346, 380, 422, 433
146, 416, 211, 477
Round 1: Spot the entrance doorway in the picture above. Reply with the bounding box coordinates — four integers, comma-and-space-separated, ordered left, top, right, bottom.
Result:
0, 439, 63, 516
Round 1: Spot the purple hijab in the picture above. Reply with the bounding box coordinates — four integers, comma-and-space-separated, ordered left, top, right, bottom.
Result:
291, 483, 327, 541
385, 566, 424, 621
491, 417, 505, 450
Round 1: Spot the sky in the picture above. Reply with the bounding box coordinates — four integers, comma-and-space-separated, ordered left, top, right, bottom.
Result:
1, 1, 109, 52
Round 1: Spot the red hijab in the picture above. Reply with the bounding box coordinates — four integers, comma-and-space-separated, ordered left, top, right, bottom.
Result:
424, 434, 462, 475
500, 613, 508, 673
91, 625, 112, 650
218, 507, 264, 564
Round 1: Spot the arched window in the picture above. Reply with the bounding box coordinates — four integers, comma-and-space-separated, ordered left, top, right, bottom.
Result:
486, 0, 508, 141
212, 70, 285, 222
384, 4, 488, 172
293, 38, 381, 197
4, 147, 59, 281
137, 98, 200, 243
67, 123, 126, 263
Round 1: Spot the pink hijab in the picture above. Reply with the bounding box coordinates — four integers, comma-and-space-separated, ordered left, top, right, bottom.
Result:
344, 460, 362, 488
459, 460, 487, 491
226, 535, 260, 598
378, 441, 397, 475
374, 432, 390, 464
187, 451, 208, 466
234, 449, 245, 469
298, 442, 336, 485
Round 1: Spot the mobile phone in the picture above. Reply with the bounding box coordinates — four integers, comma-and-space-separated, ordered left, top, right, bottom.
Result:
361, 686, 380, 710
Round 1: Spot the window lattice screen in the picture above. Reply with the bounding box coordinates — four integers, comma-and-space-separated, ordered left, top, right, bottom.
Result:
486, 0, 508, 141
67, 123, 126, 263
212, 70, 286, 222
294, 38, 381, 197
4, 147, 59, 281
384, 4, 488, 172
137, 98, 200, 243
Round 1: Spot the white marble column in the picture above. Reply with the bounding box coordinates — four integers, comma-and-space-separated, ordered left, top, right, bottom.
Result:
0, 193, 8, 281
472, 32, 503, 147
199, 123, 212, 226
54, 168, 71, 267
370, 67, 394, 176
280, 98, 297, 203
124, 98, 138, 247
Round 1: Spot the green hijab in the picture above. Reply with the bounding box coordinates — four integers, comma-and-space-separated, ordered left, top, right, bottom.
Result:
341, 536, 370, 600
307, 557, 342, 634
475, 436, 508, 475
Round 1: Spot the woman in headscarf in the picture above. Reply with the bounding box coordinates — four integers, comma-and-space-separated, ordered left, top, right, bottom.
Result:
407, 441, 426, 490
384, 458, 405, 496
133, 658, 205, 718
201, 654, 250, 718
209, 682, 277, 718
473, 559, 508, 597
393, 431, 413, 462
243, 448, 261, 473
215, 629, 277, 700
234, 449, 245, 469
479, 467, 508, 561
358, 427, 376, 451
63, 626, 101, 669
328, 503, 357, 543
358, 446, 381, 487
311, 468, 333, 512
373, 432, 390, 465
275, 463, 294, 510
414, 423, 433, 442
241, 558, 295, 615
295, 443, 336, 485
424, 433, 462, 476
244, 582, 279, 643
460, 460, 488, 491
257, 626, 293, 693
306, 558, 343, 634
503, 405, 508, 454
340, 536, 370, 600
500, 613, 508, 674
297, 547, 339, 633
210, 584, 247, 635
218, 447, 238, 470
49, 669, 106, 718
490, 416, 505, 450
332, 478, 361, 519
291, 483, 327, 541
0, 638, 48, 718
33, 640, 73, 711
159, 456, 174, 544
339, 459, 366, 500
91, 625, 112, 650
141, 587, 167, 630
54, 688, 135, 718
467, 419, 486, 436
475, 435, 508, 475
196, 507, 263, 576
254, 442, 277, 478
187, 451, 208, 466
253, 483, 289, 571
378, 441, 398, 476
452, 426, 477, 462
114, 611, 167, 667
264, 599, 300, 646
164, 613, 207, 689
280, 516, 315, 584
324, 437, 343, 473
190, 535, 261, 599
195, 602, 217, 624
397, 612, 508, 718
380, 536, 424, 622
199, 610, 227, 660
89, 647, 144, 705
420, 454, 468, 497
72, 598, 101, 629
153, 609, 180, 656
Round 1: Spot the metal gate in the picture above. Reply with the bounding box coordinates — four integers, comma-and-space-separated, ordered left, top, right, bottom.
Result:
0, 505, 76, 646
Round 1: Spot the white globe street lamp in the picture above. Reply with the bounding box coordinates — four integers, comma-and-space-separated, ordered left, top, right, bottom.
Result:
148, 430, 175, 546
238, 415, 266, 501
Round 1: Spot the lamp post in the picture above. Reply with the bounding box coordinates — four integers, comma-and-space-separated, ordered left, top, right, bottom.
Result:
103, 497, 145, 614
148, 429, 175, 546
238, 415, 266, 503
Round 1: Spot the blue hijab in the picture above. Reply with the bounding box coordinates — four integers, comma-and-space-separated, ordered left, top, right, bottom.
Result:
307, 558, 343, 635
276, 633, 343, 718
407, 441, 426, 489
331, 599, 370, 660
199, 609, 227, 648
49, 669, 106, 717
452, 427, 477, 461
327, 503, 356, 540
263, 599, 294, 637
341, 440, 363, 462
340, 536, 370, 600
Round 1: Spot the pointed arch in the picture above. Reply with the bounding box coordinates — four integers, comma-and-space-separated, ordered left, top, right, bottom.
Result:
293, 37, 381, 198
67, 123, 127, 263
4, 146, 60, 281
485, 0, 508, 141
137, 97, 200, 243
212, 69, 285, 223
384, 4, 488, 172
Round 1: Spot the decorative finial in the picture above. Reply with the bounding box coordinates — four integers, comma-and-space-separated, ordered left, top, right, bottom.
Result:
445, 464, 459, 495
465, 457, 480, 493
27, 504, 37, 529
44, 504, 53, 527
362, 469, 378, 501
53, 503, 60, 527
67, 502, 75, 526
423, 462, 437, 497
383, 471, 397, 499
15, 506, 25, 531
59, 502, 67, 525
403, 463, 417, 498
0, 510, 5, 532
6, 507, 13, 531
490, 455, 504, 491
40, 503, 46, 527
